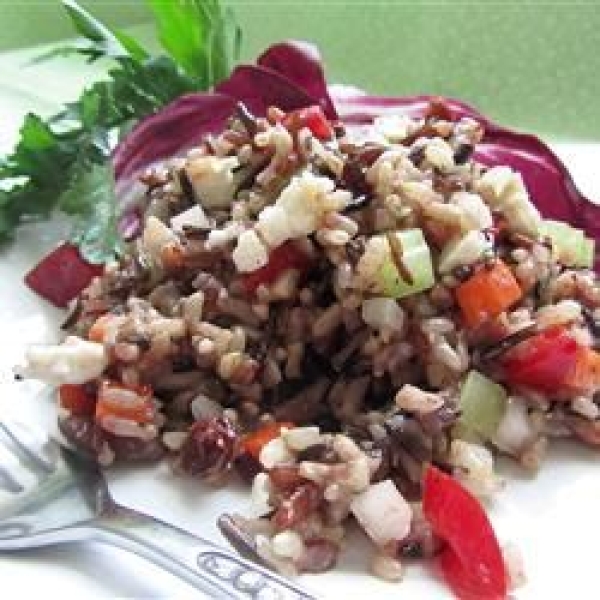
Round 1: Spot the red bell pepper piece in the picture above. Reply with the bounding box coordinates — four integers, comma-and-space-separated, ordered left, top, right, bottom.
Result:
95, 380, 156, 425
24, 242, 103, 308
423, 466, 507, 600
242, 240, 310, 294
282, 105, 334, 141
564, 346, 600, 394
501, 326, 579, 393
59, 384, 96, 417
455, 259, 522, 328
240, 421, 294, 461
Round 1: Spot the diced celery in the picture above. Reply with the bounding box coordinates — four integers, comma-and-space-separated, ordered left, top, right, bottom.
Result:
378, 229, 435, 298
580, 237, 595, 269
541, 219, 595, 269
459, 370, 507, 439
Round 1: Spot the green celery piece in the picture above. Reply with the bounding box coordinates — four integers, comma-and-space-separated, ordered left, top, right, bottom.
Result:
459, 370, 507, 439
541, 219, 594, 268
580, 237, 595, 268
379, 229, 435, 298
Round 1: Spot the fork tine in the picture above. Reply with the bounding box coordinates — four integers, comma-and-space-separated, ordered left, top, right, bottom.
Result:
0, 452, 24, 493
0, 420, 56, 474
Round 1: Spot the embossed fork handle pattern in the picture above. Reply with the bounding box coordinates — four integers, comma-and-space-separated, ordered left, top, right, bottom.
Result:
91, 505, 316, 600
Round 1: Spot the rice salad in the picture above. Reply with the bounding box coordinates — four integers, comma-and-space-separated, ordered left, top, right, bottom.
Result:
17, 100, 600, 589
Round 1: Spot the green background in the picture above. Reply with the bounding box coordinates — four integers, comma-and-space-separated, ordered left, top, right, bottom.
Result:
0, 0, 599, 139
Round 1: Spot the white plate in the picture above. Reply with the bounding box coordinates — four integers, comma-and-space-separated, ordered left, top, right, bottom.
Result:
0, 143, 599, 599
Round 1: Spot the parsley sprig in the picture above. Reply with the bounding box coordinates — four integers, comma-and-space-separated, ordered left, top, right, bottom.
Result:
0, 0, 240, 262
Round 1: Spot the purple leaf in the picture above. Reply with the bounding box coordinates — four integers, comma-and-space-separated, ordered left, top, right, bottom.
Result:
256, 41, 337, 119
113, 93, 237, 182
214, 64, 318, 116
24, 242, 104, 307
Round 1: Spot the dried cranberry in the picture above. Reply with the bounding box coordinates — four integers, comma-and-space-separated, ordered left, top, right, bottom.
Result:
178, 417, 238, 478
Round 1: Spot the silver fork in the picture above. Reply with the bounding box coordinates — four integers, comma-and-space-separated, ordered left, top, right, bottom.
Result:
0, 419, 316, 600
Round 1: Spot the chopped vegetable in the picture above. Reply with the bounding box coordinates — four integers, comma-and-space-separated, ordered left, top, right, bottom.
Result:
59, 383, 96, 417
95, 379, 155, 424
422, 465, 507, 600
282, 105, 333, 140
378, 229, 435, 299
242, 241, 311, 294
87, 313, 117, 343
19, 336, 108, 385
437, 230, 493, 275
501, 326, 579, 394
541, 219, 595, 269
240, 421, 294, 460
455, 259, 522, 328
350, 479, 413, 547
564, 346, 600, 394
24, 242, 103, 308
361, 297, 404, 331
459, 370, 507, 440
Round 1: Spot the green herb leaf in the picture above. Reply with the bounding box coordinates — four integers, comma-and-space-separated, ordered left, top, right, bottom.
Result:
62, 0, 135, 61
0, 0, 241, 256
64, 162, 124, 263
146, 0, 241, 85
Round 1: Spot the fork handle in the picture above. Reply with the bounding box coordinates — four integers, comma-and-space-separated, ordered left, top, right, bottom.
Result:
90, 504, 316, 600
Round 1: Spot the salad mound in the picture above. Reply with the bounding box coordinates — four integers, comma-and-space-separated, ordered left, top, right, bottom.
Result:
16, 41, 600, 599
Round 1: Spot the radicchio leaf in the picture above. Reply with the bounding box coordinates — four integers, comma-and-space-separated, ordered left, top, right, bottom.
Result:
214, 65, 317, 117
113, 92, 237, 182
24, 242, 103, 308
256, 41, 337, 119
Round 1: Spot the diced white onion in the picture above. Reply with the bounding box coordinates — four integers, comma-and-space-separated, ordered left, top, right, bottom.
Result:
493, 398, 535, 455
232, 229, 268, 273
350, 479, 412, 546
170, 205, 209, 232
18, 336, 108, 385
361, 297, 405, 330
185, 155, 238, 208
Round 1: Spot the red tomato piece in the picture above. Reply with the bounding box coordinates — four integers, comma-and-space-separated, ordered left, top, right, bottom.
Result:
501, 326, 579, 393
242, 241, 310, 294
423, 466, 507, 600
24, 242, 103, 308
283, 105, 333, 141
